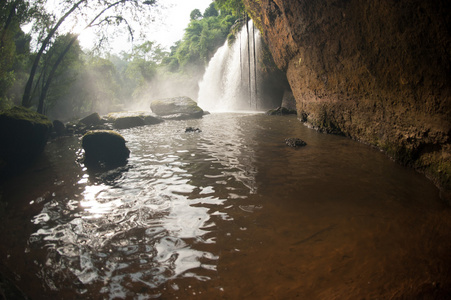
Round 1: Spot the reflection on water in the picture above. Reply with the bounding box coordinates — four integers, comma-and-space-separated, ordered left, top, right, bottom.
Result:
27, 113, 258, 298
1, 113, 450, 299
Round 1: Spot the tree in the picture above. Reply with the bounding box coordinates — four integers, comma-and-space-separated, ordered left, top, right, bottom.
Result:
21, 0, 85, 109
0, 0, 31, 109
190, 8, 202, 21
163, 6, 237, 72
37, 33, 82, 114
203, 2, 218, 18
48, 54, 122, 120
214, 0, 244, 16
21, 0, 157, 112
121, 41, 168, 100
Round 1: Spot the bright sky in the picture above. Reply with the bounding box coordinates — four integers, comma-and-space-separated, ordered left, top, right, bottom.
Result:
78, 0, 214, 53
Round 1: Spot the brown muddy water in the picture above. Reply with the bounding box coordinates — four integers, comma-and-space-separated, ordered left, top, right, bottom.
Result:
0, 113, 450, 299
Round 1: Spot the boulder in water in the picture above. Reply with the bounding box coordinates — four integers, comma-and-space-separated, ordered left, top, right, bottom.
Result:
0, 106, 52, 175
79, 112, 102, 126
113, 116, 145, 129
105, 111, 164, 129
266, 107, 297, 116
82, 130, 130, 168
150, 96, 204, 120
285, 137, 307, 148
185, 127, 202, 133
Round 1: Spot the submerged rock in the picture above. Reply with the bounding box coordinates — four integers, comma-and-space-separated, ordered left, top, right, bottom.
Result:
285, 137, 307, 148
0, 106, 52, 175
185, 127, 202, 133
82, 130, 130, 168
150, 96, 204, 120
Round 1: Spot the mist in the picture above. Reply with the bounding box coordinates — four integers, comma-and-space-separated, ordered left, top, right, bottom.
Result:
125, 65, 207, 112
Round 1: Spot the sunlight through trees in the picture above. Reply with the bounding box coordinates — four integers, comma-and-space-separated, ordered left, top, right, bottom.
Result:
0, 0, 246, 120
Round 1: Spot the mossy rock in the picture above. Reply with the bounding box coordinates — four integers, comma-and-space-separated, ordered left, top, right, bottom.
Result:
0, 106, 52, 175
150, 96, 204, 119
82, 130, 130, 168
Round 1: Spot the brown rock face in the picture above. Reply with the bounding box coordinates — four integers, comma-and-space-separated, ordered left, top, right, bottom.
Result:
245, 0, 450, 201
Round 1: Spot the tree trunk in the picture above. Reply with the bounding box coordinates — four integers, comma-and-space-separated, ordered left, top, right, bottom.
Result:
1, 0, 18, 44
21, 0, 86, 108
28, 0, 129, 110
37, 34, 79, 114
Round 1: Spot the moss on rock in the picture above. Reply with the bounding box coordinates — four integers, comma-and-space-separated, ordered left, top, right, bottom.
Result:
0, 106, 52, 176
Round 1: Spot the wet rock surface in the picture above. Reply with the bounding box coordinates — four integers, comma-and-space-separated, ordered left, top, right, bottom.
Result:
78, 112, 102, 126
245, 0, 451, 201
106, 111, 164, 129
64, 111, 163, 135
266, 106, 297, 116
0, 106, 52, 176
285, 137, 307, 148
113, 116, 145, 129
81, 130, 130, 169
185, 127, 202, 133
150, 96, 204, 120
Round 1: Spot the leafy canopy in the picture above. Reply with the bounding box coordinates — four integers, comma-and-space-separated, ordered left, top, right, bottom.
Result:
163, 2, 238, 72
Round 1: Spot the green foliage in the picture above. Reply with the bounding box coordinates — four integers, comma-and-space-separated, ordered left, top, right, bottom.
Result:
119, 41, 169, 100
190, 9, 202, 21
214, 0, 245, 16
0, 0, 247, 120
38, 33, 83, 112
163, 4, 237, 72
203, 3, 219, 18
21, 0, 159, 109
0, 0, 32, 107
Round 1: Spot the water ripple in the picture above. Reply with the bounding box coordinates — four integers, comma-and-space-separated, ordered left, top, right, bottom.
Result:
29, 114, 258, 298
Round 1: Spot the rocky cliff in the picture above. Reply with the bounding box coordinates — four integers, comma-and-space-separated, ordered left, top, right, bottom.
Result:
245, 0, 450, 202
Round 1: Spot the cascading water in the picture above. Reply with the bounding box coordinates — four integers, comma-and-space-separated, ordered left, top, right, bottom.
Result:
197, 20, 261, 112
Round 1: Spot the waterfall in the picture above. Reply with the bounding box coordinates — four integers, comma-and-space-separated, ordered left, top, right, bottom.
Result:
197, 20, 261, 112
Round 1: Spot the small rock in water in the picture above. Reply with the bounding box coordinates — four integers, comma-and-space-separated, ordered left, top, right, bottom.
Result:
285, 137, 307, 148
185, 127, 201, 133
82, 130, 130, 169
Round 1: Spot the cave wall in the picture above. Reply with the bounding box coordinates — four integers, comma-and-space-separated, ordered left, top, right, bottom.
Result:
244, 0, 451, 201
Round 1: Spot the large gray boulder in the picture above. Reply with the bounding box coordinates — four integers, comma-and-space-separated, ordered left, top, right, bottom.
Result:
150, 96, 204, 120
82, 130, 130, 168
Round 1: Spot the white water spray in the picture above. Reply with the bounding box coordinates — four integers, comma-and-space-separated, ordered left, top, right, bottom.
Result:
197, 20, 261, 112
